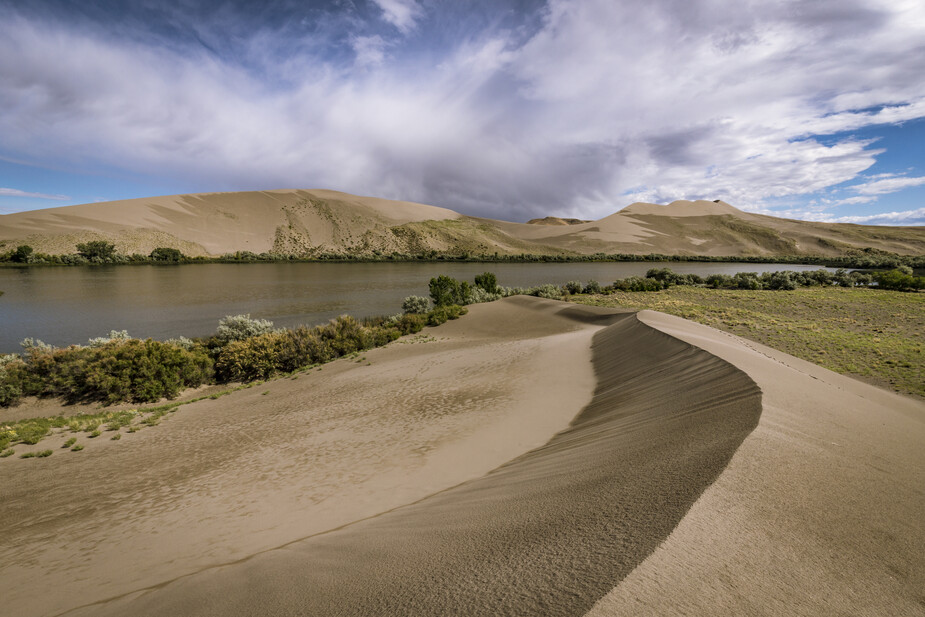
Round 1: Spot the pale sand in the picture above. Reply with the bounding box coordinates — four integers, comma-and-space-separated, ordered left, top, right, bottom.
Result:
586, 311, 925, 616
0, 299, 600, 617
57, 299, 762, 616
3, 299, 922, 616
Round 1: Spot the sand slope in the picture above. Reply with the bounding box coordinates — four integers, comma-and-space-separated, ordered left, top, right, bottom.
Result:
587, 311, 925, 616
57, 298, 762, 617
1, 298, 602, 617
3, 192, 924, 257
2, 299, 922, 616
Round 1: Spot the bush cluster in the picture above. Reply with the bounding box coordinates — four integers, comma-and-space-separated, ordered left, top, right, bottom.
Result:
0, 296, 471, 407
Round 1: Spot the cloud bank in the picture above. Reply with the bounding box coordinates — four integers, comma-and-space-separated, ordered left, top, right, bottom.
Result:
1, 0, 923, 223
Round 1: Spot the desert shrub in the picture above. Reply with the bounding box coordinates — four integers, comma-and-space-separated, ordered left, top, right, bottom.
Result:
613, 276, 662, 292
87, 330, 131, 347
766, 271, 797, 291
875, 268, 925, 291
564, 280, 584, 294
11, 245, 34, 263
705, 274, 734, 289
733, 272, 762, 290
465, 287, 502, 304
80, 340, 213, 403
530, 284, 563, 299
474, 272, 500, 294
10, 339, 212, 404
76, 240, 116, 261
429, 275, 470, 306
0, 380, 22, 407
427, 304, 467, 326
583, 280, 603, 294
165, 336, 195, 350
402, 295, 431, 314
214, 314, 275, 344
149, 247, 183, 262
215, 333, 282, 382
393, 313, 426, 335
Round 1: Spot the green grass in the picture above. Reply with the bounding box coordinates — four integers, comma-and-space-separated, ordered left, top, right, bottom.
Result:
572, 286, 924, 398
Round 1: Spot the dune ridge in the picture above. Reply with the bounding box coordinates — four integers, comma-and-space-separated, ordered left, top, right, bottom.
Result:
587, 311, 925, 616
63, 299, 762, 617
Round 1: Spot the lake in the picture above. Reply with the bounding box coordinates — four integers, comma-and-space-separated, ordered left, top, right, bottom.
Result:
0, 262, 835, 353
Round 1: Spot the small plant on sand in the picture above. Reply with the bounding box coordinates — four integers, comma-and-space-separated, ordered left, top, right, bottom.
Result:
1, 448, 13, 458
71, 444, 84, 451
20, 451, 36, 458
88, 429, 101, 438
36, 449, 52, 457
62, 437, 76, 449
111, 433, 121, 441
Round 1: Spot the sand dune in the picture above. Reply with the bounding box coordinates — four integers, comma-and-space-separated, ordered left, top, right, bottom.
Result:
3, 190, 924, 257
1, 298, 922, 616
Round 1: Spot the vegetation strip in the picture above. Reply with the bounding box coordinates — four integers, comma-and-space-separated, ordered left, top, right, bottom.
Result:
2, 240, 924, 269
2, 266, 921, 458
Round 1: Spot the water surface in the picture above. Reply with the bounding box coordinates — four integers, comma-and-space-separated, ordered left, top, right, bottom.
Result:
0, 262, 832, 352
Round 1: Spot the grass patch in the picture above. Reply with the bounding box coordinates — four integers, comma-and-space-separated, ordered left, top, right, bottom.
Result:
573, 286, 924, 398
71, 444, 84, 451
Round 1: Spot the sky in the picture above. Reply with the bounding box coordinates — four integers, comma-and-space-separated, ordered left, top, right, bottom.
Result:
0, 0, 923, 224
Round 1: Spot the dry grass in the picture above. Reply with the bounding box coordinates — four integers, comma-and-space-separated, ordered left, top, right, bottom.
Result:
573, 287, 924, 398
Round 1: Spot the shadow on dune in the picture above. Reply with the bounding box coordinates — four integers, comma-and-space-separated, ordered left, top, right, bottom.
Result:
73, 303, 762, 617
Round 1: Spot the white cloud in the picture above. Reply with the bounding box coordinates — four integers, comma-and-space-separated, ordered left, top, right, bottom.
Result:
829, 207, 925, 225
0, 0, 924, 221
0, 187, 68, 200
351, 35, 388, 67
370, 0, 422, 34
849, 175, 925, 195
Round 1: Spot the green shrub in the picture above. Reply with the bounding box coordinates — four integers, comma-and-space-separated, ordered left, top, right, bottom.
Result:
474, 272, 500, 294
402, 295, 431, 314
530, 284, 563, 299
76, 240, 116, 261
149, 247, 184, 262
429, 275, 470, 306
394, 313, 426, 335
876, 269, 925, 291
583, 280, 602, 294
215, 333, 282, 382
614, 276, 662, 292
427, 304, 467, 326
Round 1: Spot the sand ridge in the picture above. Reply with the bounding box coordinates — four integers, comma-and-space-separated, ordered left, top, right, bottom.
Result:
587, 311, 925, 616
59, 299, 762, 617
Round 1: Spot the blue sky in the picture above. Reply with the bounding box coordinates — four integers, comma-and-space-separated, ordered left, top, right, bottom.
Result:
1, 0, 923, 224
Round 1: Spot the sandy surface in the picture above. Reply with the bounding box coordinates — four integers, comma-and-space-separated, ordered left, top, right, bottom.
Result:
55, 299, 762, 616
588, 311, 925, 616
2, 298, 922, 616
0, 298, 600, 617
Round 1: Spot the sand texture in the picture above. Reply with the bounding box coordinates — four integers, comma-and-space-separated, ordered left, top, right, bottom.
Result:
1, 297, 923, 616
3, 190, 924, 257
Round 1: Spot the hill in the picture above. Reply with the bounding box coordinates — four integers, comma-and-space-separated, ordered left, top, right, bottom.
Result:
1, 191, 923, 258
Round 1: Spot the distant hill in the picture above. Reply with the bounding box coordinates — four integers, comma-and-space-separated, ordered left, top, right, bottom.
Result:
1, 190, 923, 258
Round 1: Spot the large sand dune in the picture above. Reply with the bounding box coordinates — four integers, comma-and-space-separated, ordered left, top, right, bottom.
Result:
1, 298, 923, 616
3, 191, 924, 257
